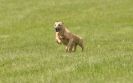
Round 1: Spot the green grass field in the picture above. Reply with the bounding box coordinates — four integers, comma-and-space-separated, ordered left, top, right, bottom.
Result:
0, 0, 133, 83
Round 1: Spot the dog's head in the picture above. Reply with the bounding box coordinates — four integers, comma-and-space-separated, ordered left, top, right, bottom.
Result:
54, 21, 64, 32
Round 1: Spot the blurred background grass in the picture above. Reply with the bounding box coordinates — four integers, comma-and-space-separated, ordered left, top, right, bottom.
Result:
0, 0, 133, 83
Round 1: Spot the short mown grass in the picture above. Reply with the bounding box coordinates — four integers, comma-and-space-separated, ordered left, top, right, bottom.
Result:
0, 0, 133, 83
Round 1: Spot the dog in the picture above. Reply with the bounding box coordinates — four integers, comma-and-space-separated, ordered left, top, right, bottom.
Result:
54, 21, 84, 52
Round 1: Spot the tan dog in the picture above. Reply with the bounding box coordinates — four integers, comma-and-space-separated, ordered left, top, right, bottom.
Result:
54, 21, 84, 52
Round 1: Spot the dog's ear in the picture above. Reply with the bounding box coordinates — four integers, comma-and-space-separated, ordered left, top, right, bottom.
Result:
60, 21, 64, 25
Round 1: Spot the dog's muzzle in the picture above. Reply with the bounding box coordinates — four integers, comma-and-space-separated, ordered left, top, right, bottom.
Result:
55, 28, 60, 32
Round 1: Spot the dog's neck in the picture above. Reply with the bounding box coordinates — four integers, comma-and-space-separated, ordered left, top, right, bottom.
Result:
59, 27, 65, 35
59, 28, 65, 36
57, 26, 70, 37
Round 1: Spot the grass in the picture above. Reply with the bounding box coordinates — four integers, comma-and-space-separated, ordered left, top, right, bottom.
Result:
0, 0, 133, 83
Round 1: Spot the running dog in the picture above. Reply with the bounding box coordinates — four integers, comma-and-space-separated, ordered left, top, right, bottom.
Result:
54, 21, 84, 52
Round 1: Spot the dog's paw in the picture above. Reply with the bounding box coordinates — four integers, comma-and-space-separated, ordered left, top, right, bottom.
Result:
56, 40, 62, 44
58, 41, 62, 44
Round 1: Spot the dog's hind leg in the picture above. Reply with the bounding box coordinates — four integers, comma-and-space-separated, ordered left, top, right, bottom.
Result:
79, 43, 84, 52
79, 40, 84, 52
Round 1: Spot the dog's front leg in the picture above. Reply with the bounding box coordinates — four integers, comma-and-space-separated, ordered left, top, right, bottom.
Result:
56, 32, 61, 44
56, 39, 61, 44
66, 39, 74, 52
73, 43, 77, 52
65, 46, 68, 52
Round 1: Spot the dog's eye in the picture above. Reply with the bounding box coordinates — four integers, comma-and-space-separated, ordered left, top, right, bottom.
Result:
58, 24, 61, 26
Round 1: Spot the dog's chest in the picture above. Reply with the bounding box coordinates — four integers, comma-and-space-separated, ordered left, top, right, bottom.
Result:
59, 35, 69, 45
